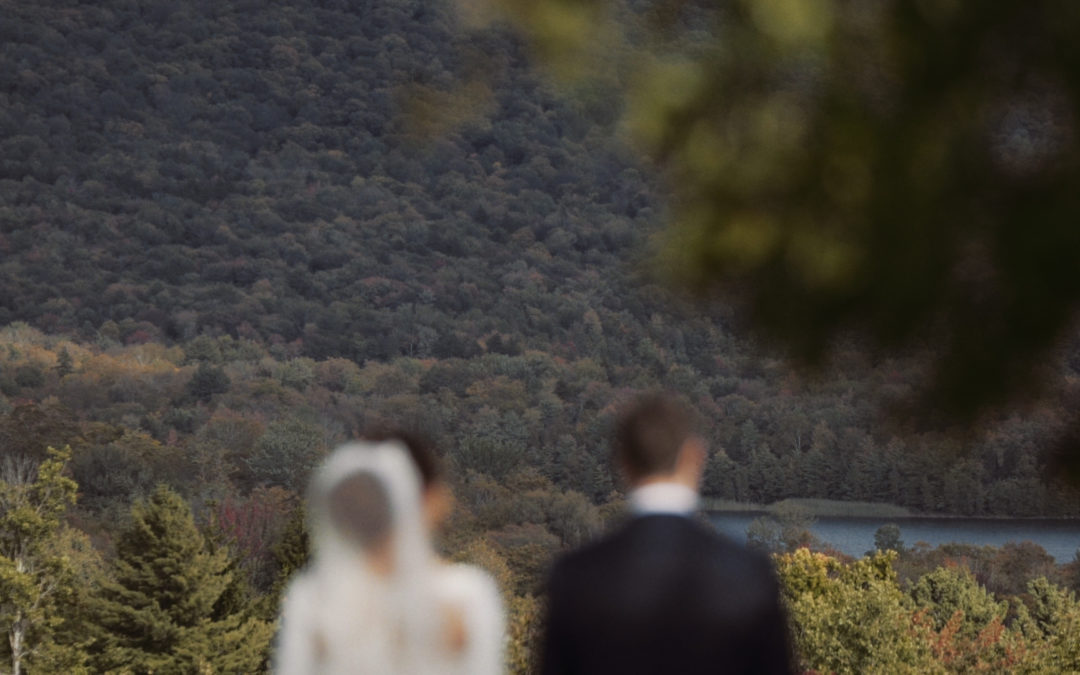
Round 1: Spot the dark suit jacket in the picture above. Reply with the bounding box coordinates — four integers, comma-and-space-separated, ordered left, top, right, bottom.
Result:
541, 513, 793, 675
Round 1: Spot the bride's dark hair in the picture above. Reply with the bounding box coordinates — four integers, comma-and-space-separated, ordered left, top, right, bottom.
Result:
362, 427, 444, 490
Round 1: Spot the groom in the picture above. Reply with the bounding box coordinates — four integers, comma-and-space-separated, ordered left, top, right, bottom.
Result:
541, 394, 793, 674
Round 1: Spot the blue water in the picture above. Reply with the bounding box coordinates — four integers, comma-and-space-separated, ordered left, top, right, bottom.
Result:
709, 512, 1080, 562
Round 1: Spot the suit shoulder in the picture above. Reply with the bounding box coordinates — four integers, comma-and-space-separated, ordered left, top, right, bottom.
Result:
549, 529, 618, 572
546, 524, 636, 588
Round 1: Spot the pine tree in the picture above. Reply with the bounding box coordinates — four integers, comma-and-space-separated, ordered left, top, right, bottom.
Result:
54, 347, 74, 378
265, 506, 309, 619
185, 362, 231, 403
0, 446, 93, 675
88, 485, 271, 674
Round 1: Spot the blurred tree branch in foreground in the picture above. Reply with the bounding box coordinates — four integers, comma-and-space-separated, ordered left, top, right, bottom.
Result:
463, 0, 1080, 455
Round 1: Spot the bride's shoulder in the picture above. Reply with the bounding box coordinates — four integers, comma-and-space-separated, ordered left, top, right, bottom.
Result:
280, 569, 317, 610
423, 563, 504, 675
437, 562, 501, 602
436, 563, 504, 629
435, 562, 505, 667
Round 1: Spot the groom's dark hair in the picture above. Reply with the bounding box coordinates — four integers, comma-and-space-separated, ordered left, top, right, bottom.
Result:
614, 393, 694, 479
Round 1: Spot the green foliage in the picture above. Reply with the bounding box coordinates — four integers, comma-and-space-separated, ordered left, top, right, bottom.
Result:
455, 436, 525, 481
243, 417, 325, 492
0, 402, 82, 487
186, 363, 231, 403
3, 328, 1079, 532
747, 502, 817, 553
986, 542, 1059, 598
746, 516, 784, 554
0, 0, 1077, 517
0, 446, 90, 675
87, 486, 271, 673
777, 549, 936, 673
874, 523, 904, 554
895, 540, 1068, 605
70, 429, 168, 519
506, 593, 543, 675
55, 348, 74, 378
265, 506, 310, 618
208, 486, 296, 595
0, 333, 1079, 673
13, 363, 44, 389
1017, 577, 1080, 670
910, 565, 1008, 639
907, 565, 1031, 672
773, 548, 1080, 672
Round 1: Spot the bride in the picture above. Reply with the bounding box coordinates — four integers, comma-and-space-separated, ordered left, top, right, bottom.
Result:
274, 440, 504, 674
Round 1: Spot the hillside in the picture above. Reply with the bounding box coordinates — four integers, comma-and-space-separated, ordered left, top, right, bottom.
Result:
0, 0, 667, 361
2, 0, 1079, 518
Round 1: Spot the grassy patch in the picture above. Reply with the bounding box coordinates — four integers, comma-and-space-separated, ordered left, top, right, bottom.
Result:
766, 498, 912, 518
702, 498, 912, 518
700, 498, 766, 512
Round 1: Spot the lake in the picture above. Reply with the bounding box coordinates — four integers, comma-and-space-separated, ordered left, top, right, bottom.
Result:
709, 512, 1080, 562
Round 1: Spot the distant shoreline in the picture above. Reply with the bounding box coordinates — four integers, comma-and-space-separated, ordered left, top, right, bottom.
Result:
702, 497, 1080, 521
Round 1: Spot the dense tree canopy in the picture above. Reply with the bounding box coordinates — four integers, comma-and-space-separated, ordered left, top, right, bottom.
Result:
0, 446, 89, 675
87, 485, 271, 673
2, 0, 1079, 472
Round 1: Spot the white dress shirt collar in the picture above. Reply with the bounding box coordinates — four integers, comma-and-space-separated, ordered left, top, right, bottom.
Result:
628, 482, 699, 516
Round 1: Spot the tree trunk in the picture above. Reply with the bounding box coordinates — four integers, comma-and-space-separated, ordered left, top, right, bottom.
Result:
10, 620, 24, 675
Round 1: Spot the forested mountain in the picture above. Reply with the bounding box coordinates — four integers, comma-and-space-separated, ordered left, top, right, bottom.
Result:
0, 0, 661, 360
2, 0, 1077, 516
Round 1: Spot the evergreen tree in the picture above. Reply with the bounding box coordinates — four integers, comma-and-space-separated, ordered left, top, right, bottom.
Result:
910, 566, 1007, 640
746, 442, 782, 504
0, 446, 90, 675
873, 524, 904, 554
185, 363, 231, 403
266, 506, 309, 619
54, 348, 74, 378
702, 449, 737, 499
1018, 577, 1080, 669
88, 485, 271, 674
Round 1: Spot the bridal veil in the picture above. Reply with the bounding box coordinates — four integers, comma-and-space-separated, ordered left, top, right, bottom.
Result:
274, 440, 440, 674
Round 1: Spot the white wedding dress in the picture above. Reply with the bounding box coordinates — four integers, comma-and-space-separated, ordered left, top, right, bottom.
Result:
274, 442, 504, 675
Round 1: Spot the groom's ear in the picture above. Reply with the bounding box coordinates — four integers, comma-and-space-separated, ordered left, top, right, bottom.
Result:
675, 436, 707, 484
